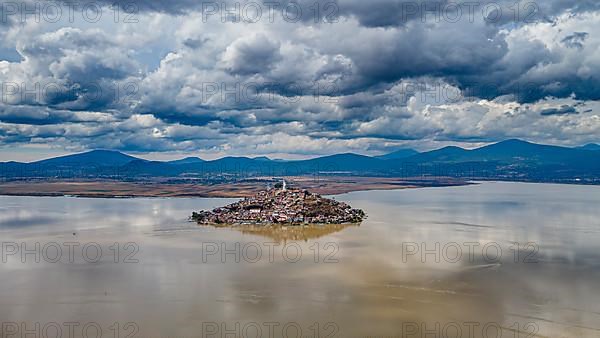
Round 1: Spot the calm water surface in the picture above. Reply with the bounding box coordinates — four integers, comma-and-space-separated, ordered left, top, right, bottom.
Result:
1, 182, 600, 337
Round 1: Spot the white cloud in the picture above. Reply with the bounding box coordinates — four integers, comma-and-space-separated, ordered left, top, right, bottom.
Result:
0, 1, 598, 159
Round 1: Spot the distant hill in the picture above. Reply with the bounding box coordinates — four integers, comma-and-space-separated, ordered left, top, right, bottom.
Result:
404, 139, 595, 164
395, 139, 600, 181
403, 146, 469, 162
0, 150, 143, 179
252, 156, 272, 161
471, 139, 581, 162
579, 143, 600, 151
2, 140, 600, 183
120, 159, 175, 176
376, 148, 419, 160
168, 157, 205, 165
299, 153, 387, 173
34, 150, 139, 166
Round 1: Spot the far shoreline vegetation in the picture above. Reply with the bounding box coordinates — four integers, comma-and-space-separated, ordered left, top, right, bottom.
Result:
0, 177, 597, 200
0, 176, 469, 199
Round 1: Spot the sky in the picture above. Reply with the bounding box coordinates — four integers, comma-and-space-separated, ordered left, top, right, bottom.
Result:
0, 0, 599, 161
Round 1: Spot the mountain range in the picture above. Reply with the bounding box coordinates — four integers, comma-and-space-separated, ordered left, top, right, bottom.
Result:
1, 140, 599, 184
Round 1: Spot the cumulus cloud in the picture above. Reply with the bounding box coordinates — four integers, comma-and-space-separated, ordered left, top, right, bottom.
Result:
220, 34, 281, 75
0, 0, 598, 158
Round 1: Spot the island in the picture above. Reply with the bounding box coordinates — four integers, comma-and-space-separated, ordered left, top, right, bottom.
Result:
191, 181, 365, 226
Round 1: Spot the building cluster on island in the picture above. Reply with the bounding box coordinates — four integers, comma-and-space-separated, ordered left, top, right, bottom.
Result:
192, 180, 365, 226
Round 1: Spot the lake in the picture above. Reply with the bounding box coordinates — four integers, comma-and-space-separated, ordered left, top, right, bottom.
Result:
1, 182, 599, 337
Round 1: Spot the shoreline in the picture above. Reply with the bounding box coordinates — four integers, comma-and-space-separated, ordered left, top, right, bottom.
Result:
1, 179, 595, 199
0, 177, 469, 199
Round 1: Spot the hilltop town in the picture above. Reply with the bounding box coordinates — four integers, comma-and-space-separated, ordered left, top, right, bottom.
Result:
191, 181, 365, 225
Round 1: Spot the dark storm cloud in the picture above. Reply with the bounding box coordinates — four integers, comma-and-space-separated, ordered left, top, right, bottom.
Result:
0, 104, 119, 126
0, 132, 32, 144
0, 0, 599, 155
220, 34, 281, 75
82, 0, 600, 25
346, 23, 506, 89
0, 106, 76, 125
183, 37, 210, 49
540, 105, 578, 116
562, 32, 589, 49
3, 1, 597, 104
0, 0, 586, 33
147, 111, 219, 127
1, 27, 142, 112
336, 0, 600, 27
